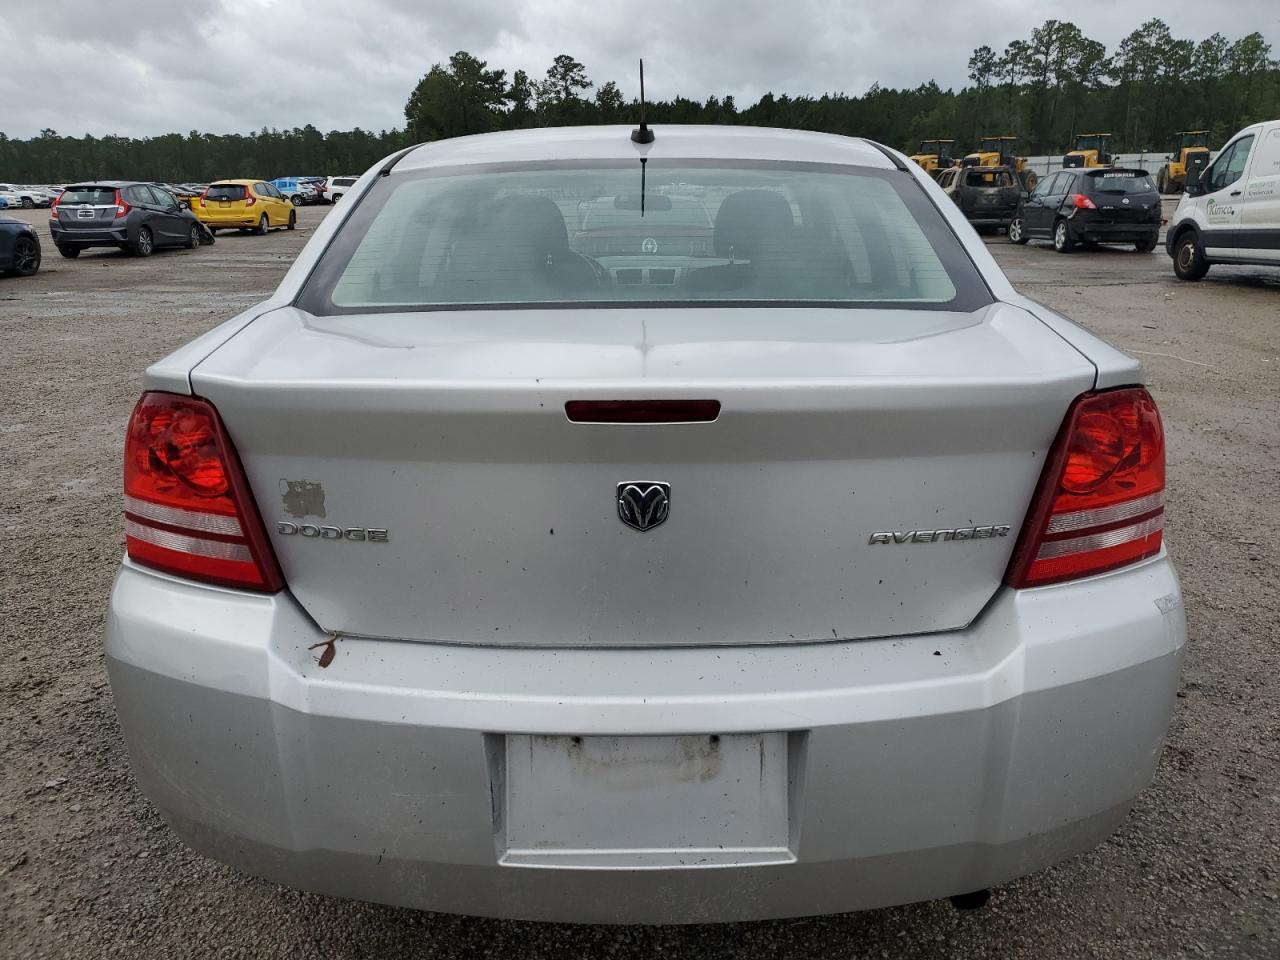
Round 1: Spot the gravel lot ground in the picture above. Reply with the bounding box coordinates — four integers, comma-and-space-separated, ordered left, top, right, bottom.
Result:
1, 203, 1277, 959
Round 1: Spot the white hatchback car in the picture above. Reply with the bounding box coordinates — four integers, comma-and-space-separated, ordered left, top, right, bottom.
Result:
106, 125, 1185, 924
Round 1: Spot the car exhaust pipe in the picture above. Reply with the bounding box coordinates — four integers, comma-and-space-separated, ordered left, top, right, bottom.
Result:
949, 889, 991, 911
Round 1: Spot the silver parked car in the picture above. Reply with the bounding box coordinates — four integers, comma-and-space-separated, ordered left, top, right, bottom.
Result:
105, 125, 1184, 924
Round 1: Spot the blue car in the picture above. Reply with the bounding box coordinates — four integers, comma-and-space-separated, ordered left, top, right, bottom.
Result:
0, 196, 9, 209
271, 177, 323, 205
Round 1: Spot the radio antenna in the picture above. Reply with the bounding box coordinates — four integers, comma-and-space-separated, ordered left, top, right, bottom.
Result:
631, 59, 654, 144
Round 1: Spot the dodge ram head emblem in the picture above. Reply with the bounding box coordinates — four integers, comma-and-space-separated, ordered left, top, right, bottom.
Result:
617, 481, 670, 532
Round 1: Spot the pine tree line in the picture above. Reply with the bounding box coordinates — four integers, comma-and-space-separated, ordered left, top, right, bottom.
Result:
1, 18, 1275, 182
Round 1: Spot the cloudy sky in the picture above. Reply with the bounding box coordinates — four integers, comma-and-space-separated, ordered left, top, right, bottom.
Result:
2, 0, 1278, 139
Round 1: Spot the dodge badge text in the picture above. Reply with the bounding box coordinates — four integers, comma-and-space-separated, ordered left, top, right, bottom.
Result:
276, 522, 389, 542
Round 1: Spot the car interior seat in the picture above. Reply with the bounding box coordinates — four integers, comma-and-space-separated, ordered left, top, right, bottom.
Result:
441, 195, 599, 301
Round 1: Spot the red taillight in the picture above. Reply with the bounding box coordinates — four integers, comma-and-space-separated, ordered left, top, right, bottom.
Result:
114, 189, 131, 218
198, 188, 207, 208
1070, 193, 1097, 210
244, 190, 257, 207
124, 392, 283, 592
1006, 387, 1165, 588
50, 193, 60, 212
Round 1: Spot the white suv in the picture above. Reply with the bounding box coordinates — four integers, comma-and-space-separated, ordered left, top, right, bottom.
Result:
0, 183, 50, 208
1166, 118, 1280, 279
324, 175, 359, 202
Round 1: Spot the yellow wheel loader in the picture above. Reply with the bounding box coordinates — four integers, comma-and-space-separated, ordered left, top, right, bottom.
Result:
1156, 131, 1212, 194
908, 139, 956, 179
1063, 133, 1113, 168
961, 136, 1039, 191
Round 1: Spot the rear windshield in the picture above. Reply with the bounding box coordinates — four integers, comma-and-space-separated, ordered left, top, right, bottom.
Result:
297, 160, 991, 314
333, 177, 357, 187
1087, 172, 1155, 194
964, 170, 1015, 188
60, 187, 117, 204
206, 184, 247, 201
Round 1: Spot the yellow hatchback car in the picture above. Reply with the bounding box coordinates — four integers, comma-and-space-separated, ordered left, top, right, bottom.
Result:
195, 180, 296, 235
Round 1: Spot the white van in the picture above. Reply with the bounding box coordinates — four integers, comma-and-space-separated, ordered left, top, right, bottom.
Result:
1167, 119, 1280, 279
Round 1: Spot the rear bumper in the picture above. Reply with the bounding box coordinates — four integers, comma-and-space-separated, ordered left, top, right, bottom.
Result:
105, 554, 1185, 923
1069, 219, 1159, 243
49, 223, 128, 246
964, 214, 1015, 227
195, 210, 258, 227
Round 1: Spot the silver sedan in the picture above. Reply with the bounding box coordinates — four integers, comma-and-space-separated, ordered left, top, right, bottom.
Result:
105, 124, 1184, 924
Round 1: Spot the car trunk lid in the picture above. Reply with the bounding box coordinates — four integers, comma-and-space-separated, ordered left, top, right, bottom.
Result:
1085, 171, 1161, 224
192, 304, 1096, 646
202, 183, 252, 217
55, 186, 120, 228
959, 172, 1020, 215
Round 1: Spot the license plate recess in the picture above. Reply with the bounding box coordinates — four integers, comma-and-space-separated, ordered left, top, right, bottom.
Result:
499, 733, 794, 869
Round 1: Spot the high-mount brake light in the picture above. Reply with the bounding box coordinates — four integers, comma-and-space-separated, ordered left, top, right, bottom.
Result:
565, 399, 721, 423
1006, 387, 1165, 588
123, 392, 282, 592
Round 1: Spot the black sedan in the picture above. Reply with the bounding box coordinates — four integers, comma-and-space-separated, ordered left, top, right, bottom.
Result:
1008, 168, 1161, 253
0, 216, 41, 277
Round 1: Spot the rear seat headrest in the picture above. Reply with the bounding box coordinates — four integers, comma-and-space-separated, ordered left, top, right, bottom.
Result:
713, 190, 795, 259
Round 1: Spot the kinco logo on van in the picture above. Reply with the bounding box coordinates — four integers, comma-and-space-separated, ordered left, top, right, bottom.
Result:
1206, 198, 1236, 219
